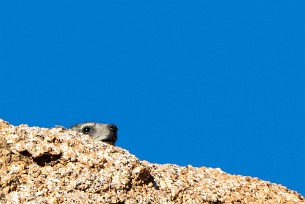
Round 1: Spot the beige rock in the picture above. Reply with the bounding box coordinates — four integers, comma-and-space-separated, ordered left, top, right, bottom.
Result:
0, 119, 304, 203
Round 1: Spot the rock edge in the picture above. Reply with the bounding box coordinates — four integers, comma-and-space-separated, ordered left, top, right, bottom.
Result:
0, 119, 304, 203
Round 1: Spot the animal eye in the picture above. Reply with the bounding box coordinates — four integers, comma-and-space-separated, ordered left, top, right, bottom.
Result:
82, 127, 91, 134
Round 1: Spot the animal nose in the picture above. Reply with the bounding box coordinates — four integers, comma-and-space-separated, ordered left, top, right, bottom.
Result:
108, 124, 118, 132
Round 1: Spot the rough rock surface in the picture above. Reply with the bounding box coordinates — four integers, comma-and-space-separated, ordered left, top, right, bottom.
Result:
0, 119, 304, 204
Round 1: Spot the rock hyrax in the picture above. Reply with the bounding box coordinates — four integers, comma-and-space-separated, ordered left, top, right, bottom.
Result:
70, 122, 118, 145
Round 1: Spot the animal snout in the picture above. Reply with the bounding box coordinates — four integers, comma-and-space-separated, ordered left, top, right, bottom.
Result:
108, 124, 118, 132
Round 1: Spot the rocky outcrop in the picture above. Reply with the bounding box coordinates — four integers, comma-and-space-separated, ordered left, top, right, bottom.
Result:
0, 119, 304, 203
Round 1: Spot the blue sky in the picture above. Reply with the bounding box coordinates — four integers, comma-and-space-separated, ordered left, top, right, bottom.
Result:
1, 1, 304, 195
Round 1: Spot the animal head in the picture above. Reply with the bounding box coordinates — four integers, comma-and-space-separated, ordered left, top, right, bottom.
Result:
70, 122, 118, 145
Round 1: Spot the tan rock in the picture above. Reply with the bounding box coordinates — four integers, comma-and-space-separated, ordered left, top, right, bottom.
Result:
0, 119, 304, 203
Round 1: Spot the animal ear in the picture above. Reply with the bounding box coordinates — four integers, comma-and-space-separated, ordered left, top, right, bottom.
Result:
54, 125, 67, 130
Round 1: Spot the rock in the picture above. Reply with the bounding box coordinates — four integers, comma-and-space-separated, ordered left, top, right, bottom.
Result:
0, 119, 304, 204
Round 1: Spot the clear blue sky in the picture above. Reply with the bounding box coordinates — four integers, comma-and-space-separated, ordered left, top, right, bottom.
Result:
1, 1, 304, 196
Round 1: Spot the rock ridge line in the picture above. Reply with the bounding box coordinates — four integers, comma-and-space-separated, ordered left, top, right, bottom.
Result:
0, 119, 304, 203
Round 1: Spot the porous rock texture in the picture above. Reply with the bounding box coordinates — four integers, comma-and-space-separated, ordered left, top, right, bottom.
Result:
0, 119, 304, 204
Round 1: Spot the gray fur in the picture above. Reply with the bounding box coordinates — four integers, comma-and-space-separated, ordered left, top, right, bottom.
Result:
69, 122, 118, 145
